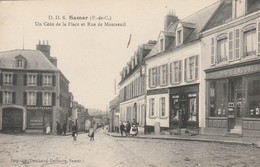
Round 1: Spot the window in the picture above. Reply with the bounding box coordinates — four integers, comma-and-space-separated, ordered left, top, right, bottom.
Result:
43, 74, 52, 86
160, 97, 166, 117
243, 29, 256, 57
172, 60, 182, 83
43, 92, 52, 106
161, 64, 168, 85
17, 60, 24, 68
217, 38, 228, 63
209, 80, 228, 117
150, 67, 157, 87
27, 91, 37, 106
27, 74, 37, 86
184, 55, 199, 82
246, 75, 260, 118
160, 38, 164, 52
3, 73, 13, 85
149, 98, 155, 117
177, 29, 182, 45
3, 91, 12, 104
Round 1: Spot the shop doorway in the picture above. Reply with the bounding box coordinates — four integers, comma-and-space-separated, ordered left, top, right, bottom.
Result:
229, 77, 244, 131
2, 108, 23, 132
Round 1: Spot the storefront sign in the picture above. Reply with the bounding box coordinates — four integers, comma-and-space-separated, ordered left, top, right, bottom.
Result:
27, 106, 52, 110
206, 64, 260, 79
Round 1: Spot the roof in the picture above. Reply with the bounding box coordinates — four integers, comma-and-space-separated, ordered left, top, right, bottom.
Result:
145, 1, 221, 59
203, 0, 260, 32
0, 49, 58, 71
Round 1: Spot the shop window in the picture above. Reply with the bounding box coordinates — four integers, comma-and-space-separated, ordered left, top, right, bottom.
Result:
209, 80, 228, 117
171, 96, 179, 120
149, 98, 155, 117
188, 94, 197, 121
246, 76, 260, 118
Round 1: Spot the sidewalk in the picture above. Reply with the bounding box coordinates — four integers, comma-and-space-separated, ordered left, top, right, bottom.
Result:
105, 131, 260, 148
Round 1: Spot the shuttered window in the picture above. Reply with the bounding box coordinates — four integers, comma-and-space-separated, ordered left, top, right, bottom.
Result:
211, 38, 215, 65
235, 29, 240, 59
258, 22, 260, 55
228, 31, 234, 61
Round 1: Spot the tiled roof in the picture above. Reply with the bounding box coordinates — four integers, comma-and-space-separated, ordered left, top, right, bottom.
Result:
146, 1, 221, 59
203, 0, 260, 32
0, 49, 58, 71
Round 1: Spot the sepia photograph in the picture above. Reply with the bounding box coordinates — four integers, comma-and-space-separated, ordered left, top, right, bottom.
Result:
0, 0, 260, 166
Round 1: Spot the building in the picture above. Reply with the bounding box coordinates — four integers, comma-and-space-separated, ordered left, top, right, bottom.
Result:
118, 41, 156, 134
0, 41, 71, 133
108, 95, 120, 132
145, 3, 221, 133
201, 0, 260, 137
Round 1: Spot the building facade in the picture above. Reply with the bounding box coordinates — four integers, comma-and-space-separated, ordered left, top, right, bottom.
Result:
119, 41, 155, 133
145, 2, 221, 133
201, 0, 260, 137
0, 41, 71, 133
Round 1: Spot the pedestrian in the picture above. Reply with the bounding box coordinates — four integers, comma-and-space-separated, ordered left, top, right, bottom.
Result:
56, 122, 62, 135
120, 122, 126, 136
130, 119, 138, 136
45, 122, 51, 135
72, 123, 78, 141
62, 122, 67, 135
88, 126, 95, 140
125, 121, 131, 136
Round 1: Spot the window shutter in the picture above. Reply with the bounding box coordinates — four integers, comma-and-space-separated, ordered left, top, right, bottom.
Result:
13, 74, 17, 86
195, 55, 199, 80
258, 22, 260, 55
12, 92, 16, 104
24, 92, 27, 105
184, 58, 187, 82
37, 92, 42, 106
169, 63, 172, 84
211, 38, 215, 65
148, 69, 151, 88
52, 92, 56, 106
235, 29, 240, 59
157, 66, 161, 86
0, 91, 2, 104
228, 31, 234, 61
52, 75, 56, 87
179, 60, 182, 82
24, 74, 27, 86
166, 64, 169, 84
37, 74, 42, 86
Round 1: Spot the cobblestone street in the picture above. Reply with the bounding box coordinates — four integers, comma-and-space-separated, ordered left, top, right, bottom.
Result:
1, 130, 260, 167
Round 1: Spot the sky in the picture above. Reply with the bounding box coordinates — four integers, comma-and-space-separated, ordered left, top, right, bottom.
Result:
0, 0, 219, 111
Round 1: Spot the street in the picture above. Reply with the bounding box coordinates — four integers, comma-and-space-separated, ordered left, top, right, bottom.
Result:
0, 130, 260, 167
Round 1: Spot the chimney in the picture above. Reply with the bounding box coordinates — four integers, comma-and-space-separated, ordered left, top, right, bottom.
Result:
36, 40, 51, 58
164, 10, 179, 30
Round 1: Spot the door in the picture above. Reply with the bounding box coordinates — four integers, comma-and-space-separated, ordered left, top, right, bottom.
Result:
2, 108, 23, 132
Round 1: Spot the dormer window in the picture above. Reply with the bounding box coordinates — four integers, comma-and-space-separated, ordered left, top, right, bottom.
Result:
159, 38, 164, 52
15, 55, 26, 68
176, 29, 183, 46
233, 0, 246, 18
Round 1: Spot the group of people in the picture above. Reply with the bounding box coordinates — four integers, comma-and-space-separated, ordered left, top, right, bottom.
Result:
120, 119, 139, 137
56, 122, 67, 135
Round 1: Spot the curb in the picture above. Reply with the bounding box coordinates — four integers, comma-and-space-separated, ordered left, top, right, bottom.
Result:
105, 133, 256, 147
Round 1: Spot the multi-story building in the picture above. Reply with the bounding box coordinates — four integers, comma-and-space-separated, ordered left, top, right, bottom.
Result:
108, 95, 119, 133
118, 41, 156, 133
0, 41, 71, 133
201, 0, 260, 137
145, 2, 221, 133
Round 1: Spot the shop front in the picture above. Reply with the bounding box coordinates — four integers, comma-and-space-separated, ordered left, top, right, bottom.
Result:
169, 84, 199, 130
205, 60, 260, 136
27, 106, 52, 131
